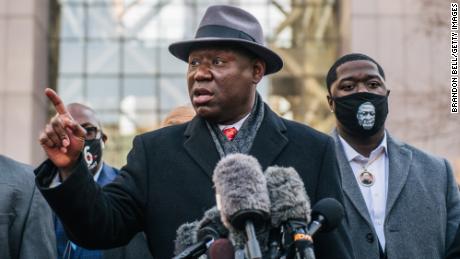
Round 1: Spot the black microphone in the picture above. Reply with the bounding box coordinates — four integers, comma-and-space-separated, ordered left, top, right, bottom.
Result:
265, 166, 314, 259
173, 206, 229, 259
196, 206, 229, 242
307, 198, 344, 236
213, 153, 271, 259
174, 221, 199, 257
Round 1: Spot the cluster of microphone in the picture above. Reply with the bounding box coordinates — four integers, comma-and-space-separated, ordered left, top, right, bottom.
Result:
173, 154, 344, 259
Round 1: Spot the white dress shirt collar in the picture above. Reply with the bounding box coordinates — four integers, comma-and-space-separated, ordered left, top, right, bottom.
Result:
218, 112, 250, 131
339, 132, 388, 162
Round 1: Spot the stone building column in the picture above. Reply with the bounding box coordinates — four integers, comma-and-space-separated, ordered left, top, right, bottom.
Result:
0, 0, 49, 165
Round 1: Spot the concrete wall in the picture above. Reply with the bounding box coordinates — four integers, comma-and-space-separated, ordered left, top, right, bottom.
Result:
0, 0, 49, 165
345, 0, 460, 174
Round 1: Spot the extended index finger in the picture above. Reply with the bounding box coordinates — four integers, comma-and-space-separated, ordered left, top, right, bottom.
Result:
45, 88, 69, 115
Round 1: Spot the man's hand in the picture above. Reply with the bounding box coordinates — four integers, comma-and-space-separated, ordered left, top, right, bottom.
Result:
39, 88, 86, 179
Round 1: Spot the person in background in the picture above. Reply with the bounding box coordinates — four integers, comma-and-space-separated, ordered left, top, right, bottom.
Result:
160, 105, 196, 128
0, 154, 56, 259
326, 53, 460, 259
53, 103, 152, 259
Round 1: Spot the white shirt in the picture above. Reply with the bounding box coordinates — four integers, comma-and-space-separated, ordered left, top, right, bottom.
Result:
49, 162, 104, 188
218, 113, 250, 132
339, 133, 389, 249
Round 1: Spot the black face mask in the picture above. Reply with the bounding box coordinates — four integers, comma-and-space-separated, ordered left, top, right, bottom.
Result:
332, 92, 389, 137
83, 138, 103, 175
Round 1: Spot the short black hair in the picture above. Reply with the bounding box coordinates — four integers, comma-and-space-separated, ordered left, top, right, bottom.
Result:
326, 53, 385, 93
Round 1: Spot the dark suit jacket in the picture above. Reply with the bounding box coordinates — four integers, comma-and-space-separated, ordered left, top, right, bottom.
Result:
447, 225, 460, 259
333, 130, 460, 259
0, 155, 56, 259
98, 163, 119, 185
36, 105, 353, 259
55, 163, 153, 259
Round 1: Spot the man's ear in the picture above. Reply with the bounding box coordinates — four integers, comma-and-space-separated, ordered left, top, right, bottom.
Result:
252, 59, 266, 84
102, 132, 108, 144
327, 95, 334, 112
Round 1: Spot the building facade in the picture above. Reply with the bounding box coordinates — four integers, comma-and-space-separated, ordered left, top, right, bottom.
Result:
0, 0, 458, 176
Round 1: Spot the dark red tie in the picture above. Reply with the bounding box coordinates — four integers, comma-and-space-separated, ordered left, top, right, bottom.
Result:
222, 127, 238, 141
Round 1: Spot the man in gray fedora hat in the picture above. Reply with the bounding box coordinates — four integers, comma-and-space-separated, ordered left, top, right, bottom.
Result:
35, 5, 352, 258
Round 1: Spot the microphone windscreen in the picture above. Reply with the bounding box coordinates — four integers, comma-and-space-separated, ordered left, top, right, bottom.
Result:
207, 239, 235, 259
197, 206, 229, 240
265, 166, 311, 227
311, 198, 344, 232
228, 225, 271, 255
229, 229, 246, 249
212, 153, 270, 229
173, 221, 199, 255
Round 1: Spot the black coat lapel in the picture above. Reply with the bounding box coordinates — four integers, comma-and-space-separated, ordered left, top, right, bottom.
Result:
183, 106, 288, 178
249, 106, 288, 170
183, 116, 220, 180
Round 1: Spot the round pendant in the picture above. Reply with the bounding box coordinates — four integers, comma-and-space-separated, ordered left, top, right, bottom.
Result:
359, 170, 375, 187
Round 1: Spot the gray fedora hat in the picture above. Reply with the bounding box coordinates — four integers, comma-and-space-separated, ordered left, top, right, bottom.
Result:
168, 5, 283, 75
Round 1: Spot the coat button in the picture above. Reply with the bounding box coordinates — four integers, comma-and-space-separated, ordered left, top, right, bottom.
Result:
366, 233, 374, 243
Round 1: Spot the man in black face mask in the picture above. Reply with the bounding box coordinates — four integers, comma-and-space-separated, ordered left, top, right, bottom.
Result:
326, 53, 460, 259
52, 103, 153, 259
67, 104, 106, 176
